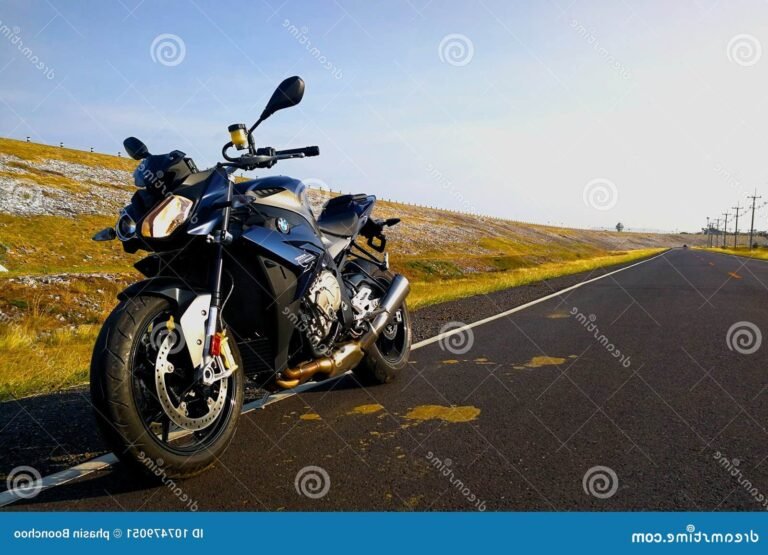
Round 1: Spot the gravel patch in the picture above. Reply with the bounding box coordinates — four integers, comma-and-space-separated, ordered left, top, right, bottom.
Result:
0, 154, 133, 216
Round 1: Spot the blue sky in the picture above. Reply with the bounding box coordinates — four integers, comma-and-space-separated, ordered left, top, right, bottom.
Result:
2, 0, 768, 232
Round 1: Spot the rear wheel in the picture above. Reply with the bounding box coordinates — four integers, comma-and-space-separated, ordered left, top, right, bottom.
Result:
353, 271, 412, 385
90, 295, 244, 479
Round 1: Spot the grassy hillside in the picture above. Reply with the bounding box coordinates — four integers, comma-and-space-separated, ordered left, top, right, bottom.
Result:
0, 137, 691, 399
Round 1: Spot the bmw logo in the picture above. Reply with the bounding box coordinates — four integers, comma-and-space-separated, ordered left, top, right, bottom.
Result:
276, 217, 290, 234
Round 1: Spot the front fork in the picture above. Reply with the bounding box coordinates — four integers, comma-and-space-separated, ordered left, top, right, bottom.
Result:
198, 173, 235, 383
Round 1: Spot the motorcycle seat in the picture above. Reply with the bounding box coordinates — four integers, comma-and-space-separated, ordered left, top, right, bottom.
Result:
316, 195, 363, 237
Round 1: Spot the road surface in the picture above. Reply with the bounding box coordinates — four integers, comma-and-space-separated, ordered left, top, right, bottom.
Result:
5, 248, 768, 511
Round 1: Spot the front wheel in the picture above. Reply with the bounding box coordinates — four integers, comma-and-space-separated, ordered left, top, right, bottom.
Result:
90, 295, 244, 479
353, 272, 412, 385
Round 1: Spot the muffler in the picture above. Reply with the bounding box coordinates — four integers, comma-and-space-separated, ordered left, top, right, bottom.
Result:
276, 275, 410, 389
359, 274, 410, 350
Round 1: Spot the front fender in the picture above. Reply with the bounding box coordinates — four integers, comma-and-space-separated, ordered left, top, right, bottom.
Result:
117, 277, 200, 308
117, 278, 209, 369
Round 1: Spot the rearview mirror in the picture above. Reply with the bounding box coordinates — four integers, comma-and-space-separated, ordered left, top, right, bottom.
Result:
123, 137, 150, 160
259, 76, 304, 121
92, 227, 117, 241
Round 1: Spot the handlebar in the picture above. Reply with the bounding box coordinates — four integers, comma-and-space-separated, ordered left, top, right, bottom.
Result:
221, 143, 319, 170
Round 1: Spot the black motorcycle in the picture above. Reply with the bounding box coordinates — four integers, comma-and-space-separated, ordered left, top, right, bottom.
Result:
90, 76, 411, 478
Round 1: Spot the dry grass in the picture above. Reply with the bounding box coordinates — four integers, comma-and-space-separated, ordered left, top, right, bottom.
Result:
0, 214, 140, 275
0, 274, 134, 400
407, 248, 666, 309
696, 246, 768, 261
0, 327, 97, 400
0, 137, 136, 172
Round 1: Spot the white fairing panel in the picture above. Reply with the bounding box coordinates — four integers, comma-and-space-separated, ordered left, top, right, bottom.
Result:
179, 294, 212, 369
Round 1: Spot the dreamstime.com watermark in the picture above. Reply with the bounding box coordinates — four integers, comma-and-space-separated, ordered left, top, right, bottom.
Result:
438, 321, 474, 355
150, 33, 186, 67
582, 465, 619, 499
713, 452, 768, 510
426, 163, 478, 214
726, 321, 762, 355
727, 34, 762, 67
570, 19, 631, 80
294, 465, 331, 499
0, 21, 54, 79
281, 305, 331, 356
438, 34, 474, 67
137, 452, 198, 511
6, 466, 43, 500
0, 180, 45, 213
571, 308, 631, 368
302, 177, 333, 216
282, 20, 343, 79
713, 162, 744, 193
426, 452, 486, 511
582, 178, 618, 211
631, 523, 759, 544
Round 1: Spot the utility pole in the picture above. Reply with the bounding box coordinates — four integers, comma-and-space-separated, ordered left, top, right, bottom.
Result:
713, 218, 721, 247
706, 216, 711, 247
722, 212, 729, 248
732, 204, 743, 248
748, 190, 762, 250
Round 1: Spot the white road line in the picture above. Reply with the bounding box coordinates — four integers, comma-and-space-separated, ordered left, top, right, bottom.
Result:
0, 249, 668, 508
0, 380, 344, 508
0, 454, 118, 508
412, 249, 669, 350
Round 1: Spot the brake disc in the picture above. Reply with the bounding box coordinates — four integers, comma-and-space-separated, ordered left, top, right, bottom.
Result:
154, 335, 228, 431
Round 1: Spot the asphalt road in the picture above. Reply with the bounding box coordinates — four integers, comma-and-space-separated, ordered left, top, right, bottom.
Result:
7, 248, 768, 511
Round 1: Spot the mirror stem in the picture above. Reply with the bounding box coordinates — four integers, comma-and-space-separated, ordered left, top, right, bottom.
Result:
248, 117, 264, 135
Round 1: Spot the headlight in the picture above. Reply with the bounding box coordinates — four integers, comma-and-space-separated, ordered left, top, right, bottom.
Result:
141, 195, 193, 238
115, 210, 136, 241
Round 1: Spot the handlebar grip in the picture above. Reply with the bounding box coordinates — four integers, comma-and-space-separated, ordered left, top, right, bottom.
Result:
275, 146, 320, 157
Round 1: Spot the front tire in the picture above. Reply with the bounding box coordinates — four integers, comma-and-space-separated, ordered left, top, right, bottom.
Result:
90, 295, 244, 479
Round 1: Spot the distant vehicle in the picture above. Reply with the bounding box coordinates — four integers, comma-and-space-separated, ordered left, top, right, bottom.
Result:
683, 244, 688, 249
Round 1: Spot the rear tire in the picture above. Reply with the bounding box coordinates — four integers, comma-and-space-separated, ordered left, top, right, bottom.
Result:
353, 271, 412, 385
90, 295, 244, 479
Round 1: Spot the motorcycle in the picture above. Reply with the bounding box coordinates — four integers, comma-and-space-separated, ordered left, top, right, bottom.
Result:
90, 76, 411, 478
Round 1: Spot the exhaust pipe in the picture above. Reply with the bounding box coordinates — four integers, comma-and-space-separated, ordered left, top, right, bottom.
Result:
359, 274, 410, 350
276, 275, 410, 389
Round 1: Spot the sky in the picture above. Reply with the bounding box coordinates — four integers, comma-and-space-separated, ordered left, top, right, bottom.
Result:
2, 0, 768, 232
